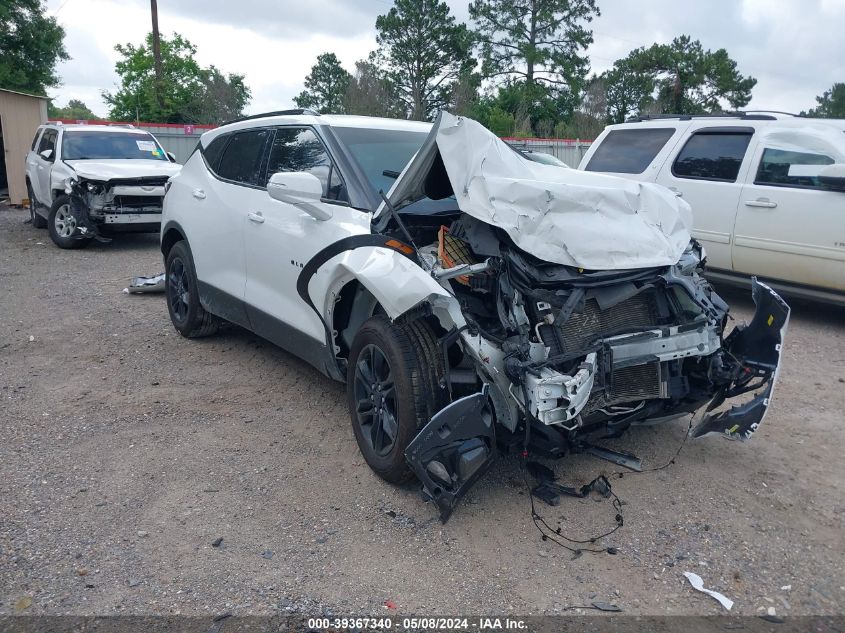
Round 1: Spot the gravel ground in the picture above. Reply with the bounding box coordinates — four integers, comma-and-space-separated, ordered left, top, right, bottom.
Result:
1, 205, 844, 617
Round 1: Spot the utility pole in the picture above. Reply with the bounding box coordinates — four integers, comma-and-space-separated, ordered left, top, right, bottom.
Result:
151, 0, 165, 110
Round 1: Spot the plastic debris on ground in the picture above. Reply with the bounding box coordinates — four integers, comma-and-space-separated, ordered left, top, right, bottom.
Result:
124, 272, 165, 294
683, 571, 734, 610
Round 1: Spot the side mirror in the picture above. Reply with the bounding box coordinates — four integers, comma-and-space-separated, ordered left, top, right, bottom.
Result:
166, 151, 177, 163
267, 171, 332, 221
39, 149, 53, 161
819, 164, 845, 192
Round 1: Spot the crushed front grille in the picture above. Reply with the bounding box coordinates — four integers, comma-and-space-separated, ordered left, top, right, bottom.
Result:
559, 292, 659, 352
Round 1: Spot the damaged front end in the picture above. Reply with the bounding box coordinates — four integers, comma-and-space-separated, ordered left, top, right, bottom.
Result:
63, 175, 170, 241
401, 220, 789, 521
375, 113, 790, 521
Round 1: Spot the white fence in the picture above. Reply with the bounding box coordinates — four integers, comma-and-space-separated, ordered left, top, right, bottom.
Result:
503, 137, 593, 168
138, 123, 211, 164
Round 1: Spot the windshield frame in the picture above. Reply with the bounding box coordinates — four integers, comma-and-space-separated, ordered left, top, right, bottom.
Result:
60, 130, 170, 162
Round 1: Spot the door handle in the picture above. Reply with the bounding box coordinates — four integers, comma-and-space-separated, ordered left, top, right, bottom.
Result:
192, 188, 206, 200
668, 187, 683, 197
744, 199, 777, 208
247, 211, 265, 224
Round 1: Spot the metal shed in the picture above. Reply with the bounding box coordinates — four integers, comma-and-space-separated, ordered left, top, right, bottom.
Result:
0, 88, 49, 205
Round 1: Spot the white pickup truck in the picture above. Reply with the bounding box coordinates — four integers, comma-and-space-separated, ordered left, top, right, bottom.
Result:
25, 123, 181, 248
579, 113, 845, 305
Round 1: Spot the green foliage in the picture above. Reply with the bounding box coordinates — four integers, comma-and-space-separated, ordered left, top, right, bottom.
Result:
0, 0, 68, 95
294, 53, 352, 114
603, 57, 655, 123
103, 33, 251, 124
375, 0, 475, 120
604, 35, 756, 121
344, 56, 403, 118
469, 0, 599, 131
802, 83, 845, 118
468, 99, 516, 136
48, 99, 100, 120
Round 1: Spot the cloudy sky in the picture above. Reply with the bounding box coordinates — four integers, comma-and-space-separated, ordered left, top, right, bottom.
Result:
45, 0, 844, 119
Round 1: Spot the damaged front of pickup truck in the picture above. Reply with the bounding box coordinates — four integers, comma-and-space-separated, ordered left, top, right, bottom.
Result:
312, 113, 790, 521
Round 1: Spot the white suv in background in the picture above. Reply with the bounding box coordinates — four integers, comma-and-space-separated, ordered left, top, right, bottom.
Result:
25, 123, 181, 248
579, 113, 845, 305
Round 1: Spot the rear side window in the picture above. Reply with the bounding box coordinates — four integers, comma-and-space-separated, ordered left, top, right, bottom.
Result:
672, 131, 753, 182
755, 148, 835, 190
585, 128, 675, 174
266, 127, 346, 201
202, 134, 229, 172
216, 129, 272, 187
31, 129, 43, 150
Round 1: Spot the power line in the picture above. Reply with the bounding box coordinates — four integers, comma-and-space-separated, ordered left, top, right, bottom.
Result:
53, 0, 74, 14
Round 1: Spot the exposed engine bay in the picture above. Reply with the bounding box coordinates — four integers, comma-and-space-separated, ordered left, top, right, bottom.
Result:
63, 175, 169, 241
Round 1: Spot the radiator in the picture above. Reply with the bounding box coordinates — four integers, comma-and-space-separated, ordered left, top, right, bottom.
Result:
558, 292, 659, 352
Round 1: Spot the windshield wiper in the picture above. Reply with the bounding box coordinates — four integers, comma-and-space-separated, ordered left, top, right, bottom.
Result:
382, 169, 401, 179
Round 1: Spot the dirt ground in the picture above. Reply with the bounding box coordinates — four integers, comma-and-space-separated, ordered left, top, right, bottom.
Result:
1, 205, 844, 618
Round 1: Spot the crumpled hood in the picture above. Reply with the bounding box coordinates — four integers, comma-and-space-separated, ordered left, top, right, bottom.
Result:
64, 159, 181, 182
380, 112, 692, 270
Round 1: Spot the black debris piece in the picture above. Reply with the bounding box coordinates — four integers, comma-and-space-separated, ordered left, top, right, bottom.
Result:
526, 461, 556, 483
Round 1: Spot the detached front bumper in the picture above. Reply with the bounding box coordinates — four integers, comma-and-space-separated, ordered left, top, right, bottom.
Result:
692, 278, 790, 440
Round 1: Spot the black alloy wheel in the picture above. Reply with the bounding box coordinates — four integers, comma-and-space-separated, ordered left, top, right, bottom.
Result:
353, 343, 399, 456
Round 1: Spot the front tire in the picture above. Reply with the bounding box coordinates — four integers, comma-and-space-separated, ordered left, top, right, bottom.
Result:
165, 240, 220, 338
347, 316, 446, 484
48, 195, 90, 249
28, 182, 47, 228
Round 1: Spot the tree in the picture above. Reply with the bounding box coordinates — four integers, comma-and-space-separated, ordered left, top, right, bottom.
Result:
469, 0, 599, 130
468, 97, 516, 136
343, 57, 402, 118
604, 36, 756, 119
602, 57, 655, 123
48, 99, 100, 120
294, 53, 352, 114
375, 0, 475, 120
0, 0, 68, 95
802, 83, 845, 118
555, 75, 607, 138
449, 70, 482, 117
199, 66, 251, 123
103, 32, 251, 124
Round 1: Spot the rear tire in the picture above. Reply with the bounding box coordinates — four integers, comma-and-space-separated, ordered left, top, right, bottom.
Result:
28, 182, 47, 228
347, 315, 446, 484
48, 195, 90, 249
165, 240, 220, 338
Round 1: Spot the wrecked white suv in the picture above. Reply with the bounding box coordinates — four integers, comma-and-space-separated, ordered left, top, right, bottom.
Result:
161, 110, 789, 520
25, 123, 181, 248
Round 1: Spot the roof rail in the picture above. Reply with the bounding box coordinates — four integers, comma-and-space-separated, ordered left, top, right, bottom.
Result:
625, 112, 779, 123
222, 108, 320, 126
742, 109, 803, 117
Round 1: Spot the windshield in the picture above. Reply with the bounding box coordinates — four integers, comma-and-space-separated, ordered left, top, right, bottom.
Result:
333, 126, 429, 194
61, 131, 169, 161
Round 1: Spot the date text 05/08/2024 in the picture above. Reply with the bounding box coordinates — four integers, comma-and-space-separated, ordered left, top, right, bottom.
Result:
306, 617, 528, 630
